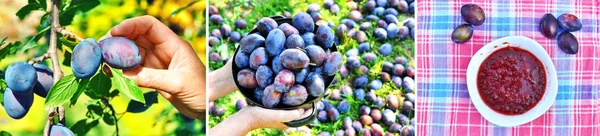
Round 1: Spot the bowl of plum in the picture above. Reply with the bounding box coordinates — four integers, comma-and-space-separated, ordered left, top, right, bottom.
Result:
466, 36, 558, 127
232, 15, 341, 127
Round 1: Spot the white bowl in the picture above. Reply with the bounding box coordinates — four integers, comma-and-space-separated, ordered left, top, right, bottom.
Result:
466, 36, 558, 127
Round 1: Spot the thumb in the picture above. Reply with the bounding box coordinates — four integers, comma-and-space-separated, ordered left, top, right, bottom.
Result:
263, 108, 306, 122
122, 67, 182, 93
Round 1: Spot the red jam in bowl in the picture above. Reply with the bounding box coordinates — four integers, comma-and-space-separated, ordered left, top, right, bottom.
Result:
477, 47, 546, 115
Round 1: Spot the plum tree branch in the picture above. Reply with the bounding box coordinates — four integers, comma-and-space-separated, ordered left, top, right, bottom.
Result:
44, 0, 64, 135
55, 27, 85, 42
102, 97, 119, 136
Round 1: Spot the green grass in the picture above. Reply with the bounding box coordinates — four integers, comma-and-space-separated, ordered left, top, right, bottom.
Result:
209, 0, 415, 135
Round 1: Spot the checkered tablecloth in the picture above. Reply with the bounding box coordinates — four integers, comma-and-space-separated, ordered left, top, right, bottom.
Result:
416, 0, 600, 135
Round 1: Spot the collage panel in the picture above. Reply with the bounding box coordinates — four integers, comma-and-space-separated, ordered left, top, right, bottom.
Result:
207, 0, 416, 135
417, 0, 600, 135
0, 0, 207, 135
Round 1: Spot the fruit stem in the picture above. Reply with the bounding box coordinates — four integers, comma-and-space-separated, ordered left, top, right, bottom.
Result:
44, 0, 65, 135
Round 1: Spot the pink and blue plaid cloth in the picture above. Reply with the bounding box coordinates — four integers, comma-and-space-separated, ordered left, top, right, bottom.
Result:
416, 0, 600, 135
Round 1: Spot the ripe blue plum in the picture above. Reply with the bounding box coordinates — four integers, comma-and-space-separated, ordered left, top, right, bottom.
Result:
337, 100, 350, 113
330, 4, 340, 14
557, 14, 582, 32
401, 125, 415, 136
557, 31, 579, 54
279, 49, 310, 70
305, 72, 325, 97
317, 110, 328, 122
212, 29, 222, 38
451, 24, 474, 44
295, 68, 309, 83
285, 34, 305, 49
254, 87, 264, 102
352, 121, 362, 132
395, 56, 408, 65
353, 75, 369, 88
3, 88, 33, 119
234, 19, 247, 29
209, 14, 223, 24
346, 56, 361, 70
379, 43, 393, 56
262, 85, 282, 108
365, 91, 377, 103
33, 64, 53, 97
392, 76, 403, 88
405, 66, 415, 77
360, 105, 371, 115
386, 95, 399, 111
323, 52, 343, 76
340, 85, 353, 97
374, 97, 385, 108
374, 28, 387, 42
71, 38, 102, 79
273, 70, 295, 92
384, 15, 399, 24
370, 109, 382, 122
240, 33, 265, 54
255, 66, 274, 88
389, 123, 402, 133
355, 31, 367, 43
330, 89, 341, 101
361, 115, 373, 126
282, 85, 308, 106
387, 23, 398, 39
393, 64, 405, 76
307, 4, 321, 14
301, 32, 316, 45
380, 72, 391, 82
376, 0, 387, 7
99, 37, 142, 69
382, 109, 396, 125
237, 69, 257, 89
362, 53, 377, 63
364, 1, 376, 12
540, 14, 558, 38
5, 62, 37, 94
278, 23, 300, 37
50, 124, 75, 136
229, 32, 241, 42
236, 99, 247, 111
397, 26, 409, 39
341, 19, 357, 29
315, 25, 335, 48
336, 24, 348, 38
340, 66, 350, 77
323, 0, 335, 8
311, 12, 323, 22
354, 88, 366, 101
272, 56, 284, 73
385, 8, 399, 16
235, 50, 249, 68
461, 4, 485, 26
370, 80, 383, 90
360, 22, 371, 31
378, 20, 388, 29
327, 108, 340, 122
374, 7, 385, 16
209, 36, 220, 46
256, 18, 278, 36
405, 93, 416, 104
265, 29, 286, 56
220, 24, 232, 37
209, 52, 221, 62
349, 10, 362, 22
292, 12, 315, 34
346, 48, 359, 57
249, 47, 268, 69
358, 43, 370, 53
402, 101, 414, 116
397, 113, 410, 125
283, 11, 292, 18
343, 116, 353, 129
403, 77, 415, 93
211, 106, 225, 116
208, 6, 218, 15
305, 45, 327, 66
366, 15, 380, 21
359, 65, 369, 75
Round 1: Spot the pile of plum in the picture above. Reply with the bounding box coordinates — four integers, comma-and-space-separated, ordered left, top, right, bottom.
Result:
234, 12, 341, 108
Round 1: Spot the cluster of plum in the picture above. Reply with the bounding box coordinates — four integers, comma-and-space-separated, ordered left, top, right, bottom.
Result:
451, 4, 485, 44
2, 36, 139, 135
539, 13, 582, 54
337, 0, 416, 44
208, 6, 247, 50
234, 11, 341, 108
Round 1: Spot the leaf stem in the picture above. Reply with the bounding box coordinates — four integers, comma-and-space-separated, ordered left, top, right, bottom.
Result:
102, 97, 119, 136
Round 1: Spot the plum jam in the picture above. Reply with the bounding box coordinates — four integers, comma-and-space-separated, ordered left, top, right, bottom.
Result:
477, 47, 546, 115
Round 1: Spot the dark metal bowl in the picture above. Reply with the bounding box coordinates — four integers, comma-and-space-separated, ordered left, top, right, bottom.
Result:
231, 16, 337, 127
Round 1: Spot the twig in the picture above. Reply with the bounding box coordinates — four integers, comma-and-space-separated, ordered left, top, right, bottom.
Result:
44, 0, 64, 135
102, 97, 119, 136
28, 53, 50, 64
55, 27, 84, 42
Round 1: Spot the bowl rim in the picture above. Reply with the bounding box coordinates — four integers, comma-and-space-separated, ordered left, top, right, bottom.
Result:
466, 36, 558, 127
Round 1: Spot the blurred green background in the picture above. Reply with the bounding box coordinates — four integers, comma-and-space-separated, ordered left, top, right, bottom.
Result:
208, 0, 415, 135
0, 0, 206, 135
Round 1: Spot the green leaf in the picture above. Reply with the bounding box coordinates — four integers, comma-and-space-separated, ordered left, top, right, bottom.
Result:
60, 0, 100, 26
0, 37, 7, 45
0, 79, 6, 106
109, 67, 145, 103
62, 51, 72, 67
16, 4, 42, 20
102, 112, 115, 125
84, 72, 111, 99
0, 41, 23, 60
126, 91, 158, 113
69, 119, 98, 136
87, 104, 103, 116
45, 75, 80, 107
0, 131, 12, 136
70, 78, 88, 106
35, 0, 46, 11
59, 37, 78, 50
107, 90, 120, 98
170, 1, 199, 16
